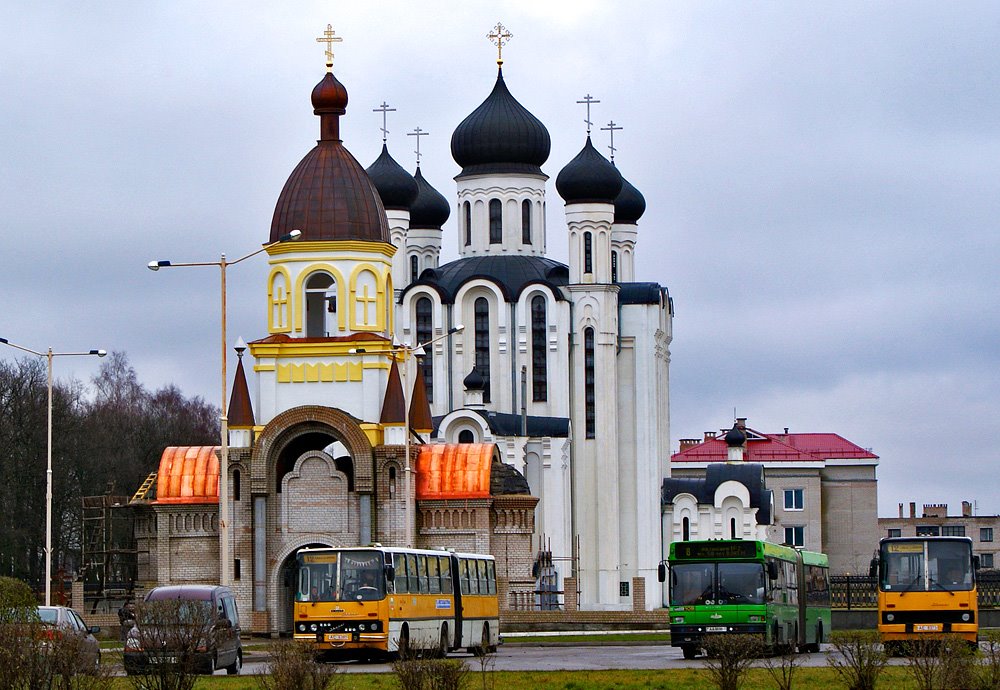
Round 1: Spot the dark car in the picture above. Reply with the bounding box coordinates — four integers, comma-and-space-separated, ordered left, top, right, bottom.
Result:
123, 584, 242, 675
37, 606, 102, 672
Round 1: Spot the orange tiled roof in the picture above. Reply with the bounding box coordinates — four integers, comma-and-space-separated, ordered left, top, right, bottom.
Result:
415, 443, 495, 499
155, 446, 220, 504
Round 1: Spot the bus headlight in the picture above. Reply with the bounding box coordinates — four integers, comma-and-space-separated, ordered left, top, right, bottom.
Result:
310, 624, 318, 632
886, 614, 894, 622
962, 613, 970, 622
359, 623, 367, 631
672, 616, 684, 624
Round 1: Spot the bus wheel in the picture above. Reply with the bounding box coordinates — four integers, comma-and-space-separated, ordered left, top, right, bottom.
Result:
435, 623, 448, 658
681, 645, 698, 660
473, 623, 492, 657
397, 625, 411, 659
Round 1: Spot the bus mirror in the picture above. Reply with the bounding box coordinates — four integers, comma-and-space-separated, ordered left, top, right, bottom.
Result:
767, 561, 778, 580
974, 555, 981, 571
657, 562, 666, 583
868, 558, 878, 579
385, 565, 395, 583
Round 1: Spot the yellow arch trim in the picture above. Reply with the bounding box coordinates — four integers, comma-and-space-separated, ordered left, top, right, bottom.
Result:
267, 240, 397, 258
348, 263, 389, 332
267, 265, 293, 334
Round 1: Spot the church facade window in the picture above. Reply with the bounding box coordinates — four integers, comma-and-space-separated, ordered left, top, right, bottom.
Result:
521, 200, 532, 244
464, 201, 471, 246
489, 199, 502, 244
410, 255, 419, 282
474, 297, 491, 402
682, 516, 690, 541
305, 271, 336, 337
584, 232, 593, 274
584, 326, 595, 438
611, 250, 618, 283
458, 429, 475, 444
531, 295, 547, 401
416, 296, 434, 403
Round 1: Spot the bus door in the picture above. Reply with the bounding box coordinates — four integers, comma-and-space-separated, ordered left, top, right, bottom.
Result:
794, 550, 806, 648
450, 554, 464, 648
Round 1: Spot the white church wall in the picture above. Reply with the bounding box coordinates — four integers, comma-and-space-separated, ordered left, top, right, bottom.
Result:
456, 173, 547, 257
512, 287, 571, 419
454, 281, 510, 411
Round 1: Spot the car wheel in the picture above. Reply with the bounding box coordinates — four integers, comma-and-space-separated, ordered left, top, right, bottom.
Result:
226, 650, 242, 675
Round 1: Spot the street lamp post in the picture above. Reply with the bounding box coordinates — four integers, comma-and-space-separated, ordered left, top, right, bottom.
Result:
353, 325, 463, 547
0, 337, 106, 606
147, 229, 300, 585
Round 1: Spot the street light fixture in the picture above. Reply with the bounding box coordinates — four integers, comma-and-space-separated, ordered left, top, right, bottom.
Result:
351, 324, 464, 547
146, 229, 301, 585
0, 337, 107, 606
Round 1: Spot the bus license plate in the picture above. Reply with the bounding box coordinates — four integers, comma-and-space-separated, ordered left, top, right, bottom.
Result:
915, 624, 941, 632
325, 633, 351, 642
706, 626, 727, 632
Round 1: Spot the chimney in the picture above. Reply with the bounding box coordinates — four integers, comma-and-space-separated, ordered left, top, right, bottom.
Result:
704, 431, 716, 442
679, 439, 700, 452
736, 417, 747, 430
963, 501, 973, 517
909, 502, 916, 518
898, 503, 904, 519
923, 503, 947, 518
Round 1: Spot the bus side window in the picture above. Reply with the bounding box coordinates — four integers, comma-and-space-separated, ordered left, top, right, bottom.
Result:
440, 557, 453, 594
428, 556, 441, 594
460, 559, 471, 594
487, 560, 497, 594
418, 555, 429, 594
395, 554, 408, 594
477, 559, 488, 594
406, 554, 418, 593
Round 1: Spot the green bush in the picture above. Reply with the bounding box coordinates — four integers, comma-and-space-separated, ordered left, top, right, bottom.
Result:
701, 634, 763, 690
827, 630, 888, 690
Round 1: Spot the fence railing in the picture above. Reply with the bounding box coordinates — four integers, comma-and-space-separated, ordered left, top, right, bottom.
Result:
831, 573, 1000, 609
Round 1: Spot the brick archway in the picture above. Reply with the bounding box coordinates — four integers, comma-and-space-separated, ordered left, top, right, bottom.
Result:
250, 406, 375, 494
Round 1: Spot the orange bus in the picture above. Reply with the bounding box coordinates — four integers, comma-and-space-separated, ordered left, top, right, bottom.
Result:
293, 546, 499, 660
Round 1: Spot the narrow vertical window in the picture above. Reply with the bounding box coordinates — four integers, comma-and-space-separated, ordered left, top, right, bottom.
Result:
416, 297, 433, 403
233, 469, 241, 502
305, 272, 336, 337
731, 518, 738, 539
410, 255, 419, 282
611, 251, 618, 283
584, 327, 595, 438
521, 200, 532, 244
464, 201, 471, 246
584, 232, 593, 274
531, 295, 547, 401
489, 199, 502, 244
682, 517, 690, 541
475, 297, 491, 402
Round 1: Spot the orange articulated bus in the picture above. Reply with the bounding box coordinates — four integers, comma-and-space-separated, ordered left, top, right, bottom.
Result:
293, 546, 499, 660
870, 536, 979, 653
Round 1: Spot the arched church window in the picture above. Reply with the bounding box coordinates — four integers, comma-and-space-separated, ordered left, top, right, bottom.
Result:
531, 295, 547, 401
305, 272, 336, 337
389, 466, 397, 498
458, 429, 474, 444
474, 297, 491, 403
464, 201, 471, 246
731, 518, 738, 540
489, 199, 502, 244
416, 297, 434, 403
410, 255, 419, 283
584, 232, 593, 274
611, 250, 618, 283
584, 327, 595, 438
233, 469, 241, 502
682, 516, 690, 541
521, 200, 531, 244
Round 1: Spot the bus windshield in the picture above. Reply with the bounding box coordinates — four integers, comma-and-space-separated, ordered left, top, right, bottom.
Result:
670, 562, 766, 606
296, 550, 386, 602
881, 540, 973, 593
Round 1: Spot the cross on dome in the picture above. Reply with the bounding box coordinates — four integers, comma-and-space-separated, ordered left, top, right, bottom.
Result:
408, 127, 429, 164
601, 120, 623, 163
373, 101, 396, 143
576, 94, 601, 135
316, 24, 343, 72
487, 22, 512, 66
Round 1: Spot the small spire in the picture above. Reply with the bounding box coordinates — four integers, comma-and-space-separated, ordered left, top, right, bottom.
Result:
373, 101, 396, 143
315, 23, 343, 73
409, 364, 433, 433
227, 347, 255, 428
601, 120, 623, 164
407, 126, 429, 165
487, 22, 512, 67
576, 94, 601, 135
380, 359, 406, 425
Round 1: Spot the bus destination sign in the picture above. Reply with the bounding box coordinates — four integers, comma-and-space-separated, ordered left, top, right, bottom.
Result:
674, 541, 759, 560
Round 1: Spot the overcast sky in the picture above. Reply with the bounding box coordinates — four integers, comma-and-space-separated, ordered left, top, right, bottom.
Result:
3, 1, 999, 518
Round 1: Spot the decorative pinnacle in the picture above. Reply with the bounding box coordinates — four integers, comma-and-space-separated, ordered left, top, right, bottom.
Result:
373, 101, 396, 143
576, 94, 601, 135
316, 24, 343, 72
601, 120, 623, 163
408, 127, 429, 165
487, 22, 512, 66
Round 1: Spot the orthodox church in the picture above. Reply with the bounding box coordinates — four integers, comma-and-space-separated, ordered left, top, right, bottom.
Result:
134, 26, 673, 627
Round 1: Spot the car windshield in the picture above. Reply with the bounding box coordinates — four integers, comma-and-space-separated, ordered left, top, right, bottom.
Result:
37, 608, 58, 624
297, 550, 385, 602
670, 562, 766, 605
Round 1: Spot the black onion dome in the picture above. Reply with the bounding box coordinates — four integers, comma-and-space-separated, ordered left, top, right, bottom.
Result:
724, 423, 747, 448
271, 72, 389, 243
366, 144, 419, 211
410, 166, 451, 229
614, 175, 646, 224
451, 68, 551, 178
463, 366, 485, 391
556, 136, 623, 204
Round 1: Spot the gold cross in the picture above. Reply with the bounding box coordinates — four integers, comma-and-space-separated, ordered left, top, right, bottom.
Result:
357, 284, 376, 324
487, 22, 512, 66
316, 24, 343, 72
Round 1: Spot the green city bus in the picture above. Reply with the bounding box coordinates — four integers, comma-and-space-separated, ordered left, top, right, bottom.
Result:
659, 540, 831, 659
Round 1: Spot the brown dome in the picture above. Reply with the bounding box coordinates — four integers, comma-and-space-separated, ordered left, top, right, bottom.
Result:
270, 72, 389, 243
